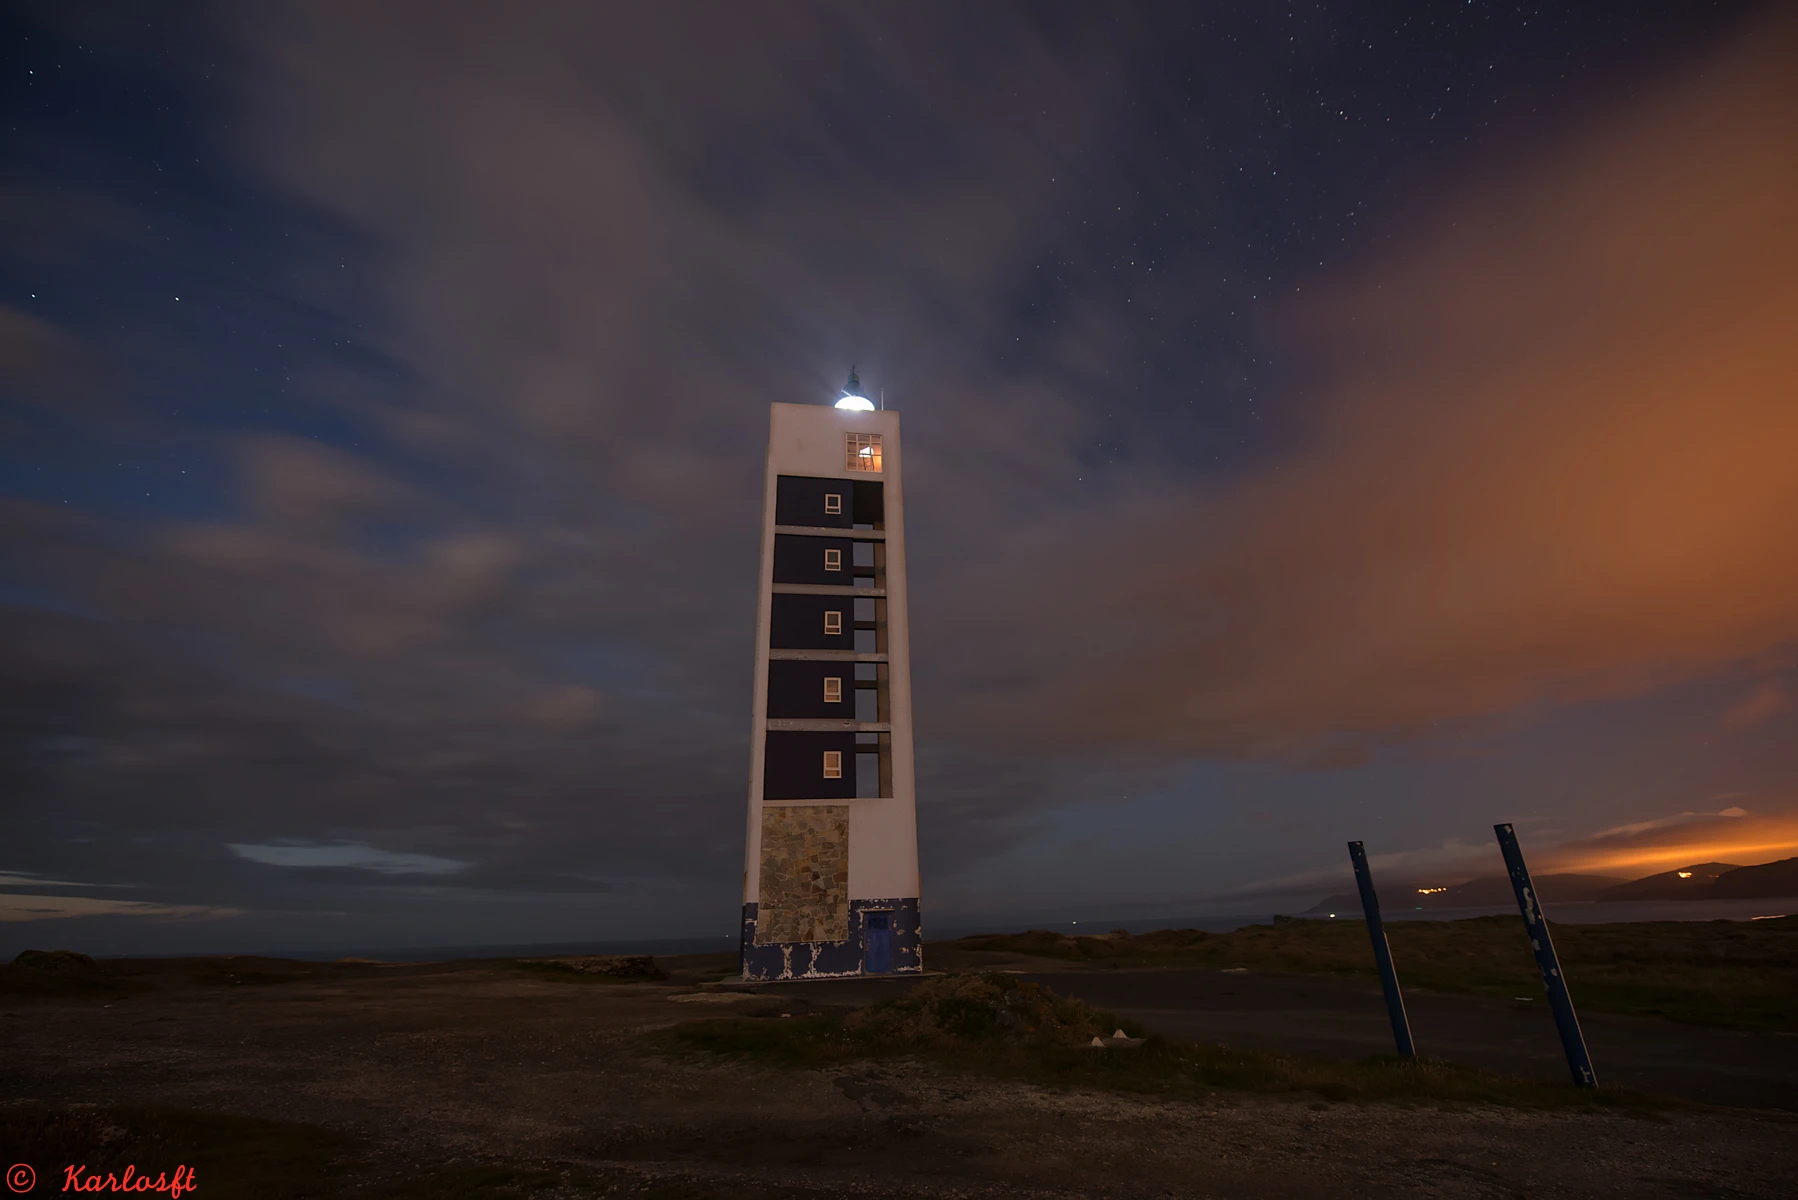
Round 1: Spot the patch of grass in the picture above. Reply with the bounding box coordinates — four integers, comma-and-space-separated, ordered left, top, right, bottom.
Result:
513, 954, 668, 983
942, 914, 1798, 1031
0, 950, 347, 998
850, 970, 1143, 1046
654, 971, 1139, 1068
0, 1104, 588, 1198
0, 951, 137, 1000
651, 972, 1671, 1112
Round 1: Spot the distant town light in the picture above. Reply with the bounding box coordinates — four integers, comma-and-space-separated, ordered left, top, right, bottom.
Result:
1416, 886, 1447, 895
1677, 871, 1693, 879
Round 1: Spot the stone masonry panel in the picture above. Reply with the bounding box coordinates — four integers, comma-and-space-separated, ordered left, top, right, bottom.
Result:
756, 805, 850, 945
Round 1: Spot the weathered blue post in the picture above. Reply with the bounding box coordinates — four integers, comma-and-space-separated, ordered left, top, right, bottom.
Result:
1494, 823, 1597, 1087
1347, 841, 1416, 1058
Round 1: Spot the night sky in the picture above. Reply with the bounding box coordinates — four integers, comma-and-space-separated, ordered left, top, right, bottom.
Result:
3, 2, 1795, 955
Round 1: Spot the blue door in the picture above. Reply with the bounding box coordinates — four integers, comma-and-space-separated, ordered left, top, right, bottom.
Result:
864, 913, 892, 974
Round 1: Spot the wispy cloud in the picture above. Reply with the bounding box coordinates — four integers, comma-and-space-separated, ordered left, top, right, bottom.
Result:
228, 841, 470, 876
0, 894, 241, 924
1584, 807, 1749, 843
1722, 684, 1786, 732
0, 872, 139, 891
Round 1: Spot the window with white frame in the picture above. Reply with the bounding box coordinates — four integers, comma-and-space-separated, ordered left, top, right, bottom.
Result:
845, 432, 882, 472
823, 676, 842, 703
822, 750, 842, 779
823, 547, 842, 571
824, 493, 842, 515
823, 610, 842, 635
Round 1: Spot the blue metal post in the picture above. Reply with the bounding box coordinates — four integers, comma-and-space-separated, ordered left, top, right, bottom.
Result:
1347, 841, 1416, 1058
1494, 823, 1597, 1087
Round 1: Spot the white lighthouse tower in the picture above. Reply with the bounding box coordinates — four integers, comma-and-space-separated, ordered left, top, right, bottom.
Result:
739, 371, 921, 979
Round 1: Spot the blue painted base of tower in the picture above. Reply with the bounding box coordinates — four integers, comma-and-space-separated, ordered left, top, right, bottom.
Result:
739, 898, 922, 981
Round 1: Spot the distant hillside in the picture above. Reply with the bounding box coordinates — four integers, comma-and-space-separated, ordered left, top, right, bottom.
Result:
1304, 872, 1624, 915
1305, 856, 1798, 914
1711, 856, 1798, 900
1594, 858, 1798, 902
1596, 862, 1739, 901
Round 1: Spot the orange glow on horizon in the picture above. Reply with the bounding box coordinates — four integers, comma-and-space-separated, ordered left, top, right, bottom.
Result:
1549, 835, 1798, 878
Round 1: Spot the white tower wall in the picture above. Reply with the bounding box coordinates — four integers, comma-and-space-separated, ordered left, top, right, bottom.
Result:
739, 401, 921, 979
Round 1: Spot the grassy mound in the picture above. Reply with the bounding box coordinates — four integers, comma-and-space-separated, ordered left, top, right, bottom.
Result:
655, 971, 1138, 1069
845, 971, 1131, 1047
0, 949, 132, 999
652, 972, 1667, 1111
515, 954, 667, 982
12, 949, 98, 971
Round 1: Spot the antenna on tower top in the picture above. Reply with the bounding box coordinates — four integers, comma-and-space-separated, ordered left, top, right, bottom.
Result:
835, 366, 875, 411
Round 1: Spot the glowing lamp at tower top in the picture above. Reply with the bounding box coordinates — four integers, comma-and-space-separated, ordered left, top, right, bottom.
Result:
835, 366, 876, 411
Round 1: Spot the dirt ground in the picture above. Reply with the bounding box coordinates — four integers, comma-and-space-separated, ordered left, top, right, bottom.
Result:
3, 954, 1795, 1198
1014, 969, 1798, 1110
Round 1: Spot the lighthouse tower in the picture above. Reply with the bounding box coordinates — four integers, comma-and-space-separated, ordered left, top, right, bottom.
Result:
739, 372, 922, 980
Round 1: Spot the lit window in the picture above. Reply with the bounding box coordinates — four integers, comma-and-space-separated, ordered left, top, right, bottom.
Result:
824, 493, 842, 515
823, 548, 842, 571
846, 433, 882, 472
823, 750, 842, 779
824, 676, 842, 703
824, 611, 842, 635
